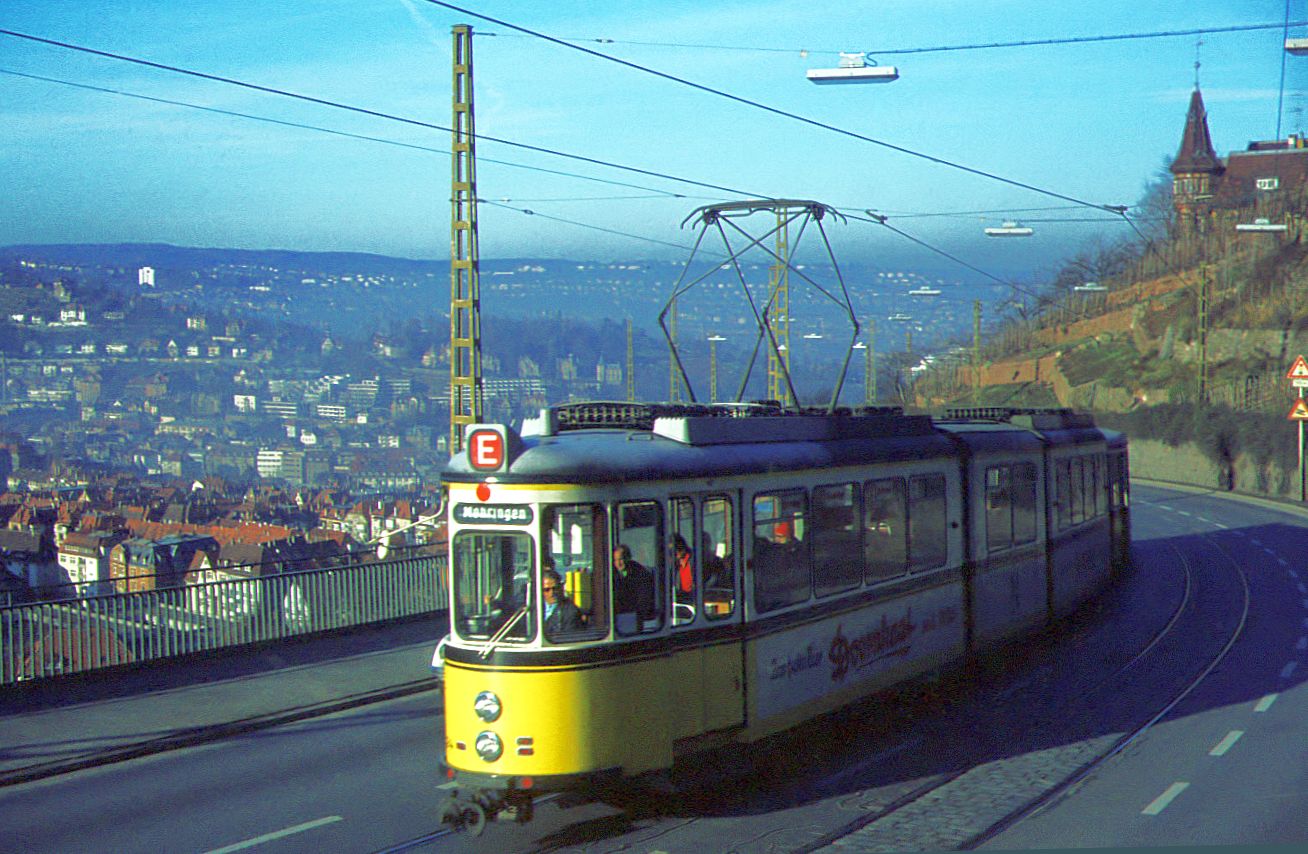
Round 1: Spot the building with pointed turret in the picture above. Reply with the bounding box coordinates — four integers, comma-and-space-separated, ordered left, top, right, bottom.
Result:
1170, 88, 1224, 230
1171, 85, 1308, 236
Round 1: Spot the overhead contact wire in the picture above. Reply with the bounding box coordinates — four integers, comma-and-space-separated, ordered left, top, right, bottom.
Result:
0, 28, 765, 200
424, 0, 1126, 213
481, 200, 692, 250
475, 21, 1307, 57
0, 66, 699, 199
850, 211, 1043, 302
868, 21, 1308, 56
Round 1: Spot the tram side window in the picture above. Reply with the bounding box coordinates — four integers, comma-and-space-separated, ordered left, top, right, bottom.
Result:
986, 463, 1038, 552
812, 483, 862, 597
670, 497, 696, 625
452, 531, 536, 642
542, 504, 608, 643
1084, 457, 1095, 520
1054, 461, 1068, 530
1109, 452, 1129, 510
1090, 455, 1103, 518
1107, 454, 1118, 509
614, 501, 664, 636
752, 490, 810, 613
1071, 458, 1085, 524
985, 466, 1013, 553
1013, 463, 1038, 544
864, 478, 907, 582
908, 474, 948, 571
701, 496, 736, 621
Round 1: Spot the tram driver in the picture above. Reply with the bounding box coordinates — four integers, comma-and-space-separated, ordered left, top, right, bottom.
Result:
542, 567, 583, 638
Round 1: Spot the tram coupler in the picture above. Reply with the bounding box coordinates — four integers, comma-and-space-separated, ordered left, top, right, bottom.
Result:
438, 785, 533, 835
500, 786, 535, 824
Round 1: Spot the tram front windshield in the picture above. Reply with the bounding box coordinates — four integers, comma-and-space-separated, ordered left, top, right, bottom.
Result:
452, 531, 536, 641
451, 503, 610, 646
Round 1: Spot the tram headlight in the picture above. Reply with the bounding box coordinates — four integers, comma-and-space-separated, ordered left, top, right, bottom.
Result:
474, 690, 502, 722
475, 730, 503, 762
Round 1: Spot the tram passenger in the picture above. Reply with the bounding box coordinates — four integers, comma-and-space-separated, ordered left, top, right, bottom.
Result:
753, 519, 807, 611
772, 519, 797, 546
701, 532, 728, 591
613, 544, 656, 628
542, 568, 582, 638
671, 534, 695, 605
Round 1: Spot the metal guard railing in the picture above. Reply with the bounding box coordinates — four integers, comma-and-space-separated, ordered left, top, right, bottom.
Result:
0, 553, 447, 686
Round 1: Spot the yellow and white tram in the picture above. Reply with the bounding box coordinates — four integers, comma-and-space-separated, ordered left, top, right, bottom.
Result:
436, 401, 1129, 832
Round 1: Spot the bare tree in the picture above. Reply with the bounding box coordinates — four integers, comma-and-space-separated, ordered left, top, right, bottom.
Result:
1134, 155, 1176, 243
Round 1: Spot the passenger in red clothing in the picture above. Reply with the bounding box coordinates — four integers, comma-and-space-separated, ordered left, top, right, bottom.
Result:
671, 534, 694, 605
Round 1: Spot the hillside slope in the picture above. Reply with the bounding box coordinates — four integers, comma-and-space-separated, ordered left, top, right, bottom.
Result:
917, 228, 1308, 497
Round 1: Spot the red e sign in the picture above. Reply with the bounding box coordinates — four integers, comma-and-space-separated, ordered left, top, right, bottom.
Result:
468, 429, 505, 471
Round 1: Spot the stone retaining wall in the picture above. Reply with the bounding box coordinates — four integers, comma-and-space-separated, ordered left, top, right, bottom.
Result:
1128, 438, 1302, 498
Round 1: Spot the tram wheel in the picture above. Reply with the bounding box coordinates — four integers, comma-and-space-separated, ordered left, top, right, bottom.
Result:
464, 801, 487, 836
438, 798, 487, 836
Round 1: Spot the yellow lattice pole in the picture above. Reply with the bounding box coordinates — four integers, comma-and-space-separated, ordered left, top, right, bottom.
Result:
449, 24, 483, 454
767, 212, 791, 406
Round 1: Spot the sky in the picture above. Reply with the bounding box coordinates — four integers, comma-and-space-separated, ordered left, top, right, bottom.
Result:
1, 1, 1304, 281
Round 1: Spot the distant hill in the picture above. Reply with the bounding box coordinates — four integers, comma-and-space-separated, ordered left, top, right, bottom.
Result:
0, 241, 1019, 359
1, 242, 438, 276
0, 241, 1026, 284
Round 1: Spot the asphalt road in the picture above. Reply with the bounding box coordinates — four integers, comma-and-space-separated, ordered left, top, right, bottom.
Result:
980, 486, 1308, 850
4, 483, 1308, 853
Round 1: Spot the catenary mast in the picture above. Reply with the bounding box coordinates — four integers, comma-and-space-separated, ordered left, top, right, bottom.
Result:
449, 24, 484, 455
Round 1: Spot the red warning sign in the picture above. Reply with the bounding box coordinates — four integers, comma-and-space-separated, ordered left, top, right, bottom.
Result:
1288, 355, 1308, 380
1289, 399, 1308, 421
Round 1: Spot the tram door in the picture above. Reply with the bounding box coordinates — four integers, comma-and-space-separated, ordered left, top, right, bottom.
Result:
668, 493, 745, 738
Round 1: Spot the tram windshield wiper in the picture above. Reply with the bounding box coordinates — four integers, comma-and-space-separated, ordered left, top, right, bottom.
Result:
479, 579, 531, 658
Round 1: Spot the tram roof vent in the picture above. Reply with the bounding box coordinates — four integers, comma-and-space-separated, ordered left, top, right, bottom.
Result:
853, 405, 905, 417
940, 407, 1094, 429
552, 401, 658, 432
655, 410, 935, 445
531, 401, 760, 435
531, 400, 931, 442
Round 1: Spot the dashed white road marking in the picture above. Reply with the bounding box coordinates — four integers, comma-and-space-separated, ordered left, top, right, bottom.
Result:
1291, 569, 1300, 579
1254, 693, 1279, 712
1179, 510, 1193, 518
1298, 636, 1308, 651
204, 817, 343, 854
1143, 782, 1190, 815
1280, 558, 1290, 567
1209, 730, 1244, 757
1281, 661, 1299, 679
1251, 537, 1263, 546
1214, 522, 1228, 529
